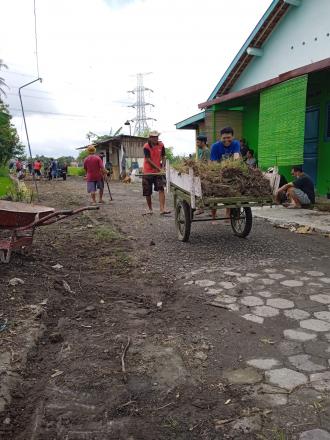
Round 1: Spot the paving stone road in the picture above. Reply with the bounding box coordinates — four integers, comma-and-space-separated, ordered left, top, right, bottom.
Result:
119, 182, 330, 439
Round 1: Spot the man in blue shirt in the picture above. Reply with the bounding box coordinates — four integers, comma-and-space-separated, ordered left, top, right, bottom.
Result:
210, 127, 241, 161
210, 127, 241, 223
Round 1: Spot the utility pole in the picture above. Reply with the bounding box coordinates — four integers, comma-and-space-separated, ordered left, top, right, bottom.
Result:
19, 77, 42, 201
128, 73, 156, 136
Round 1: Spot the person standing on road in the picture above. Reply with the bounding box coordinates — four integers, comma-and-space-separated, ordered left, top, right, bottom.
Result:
84, 145, 106, 204
50, 159, 58, 180
142, 130, 170, 216
62, 162, 68, 181
197, 135, 210, 162
33, 159, 42, 180
15, 158, 22, 174
275, 165, 315, 208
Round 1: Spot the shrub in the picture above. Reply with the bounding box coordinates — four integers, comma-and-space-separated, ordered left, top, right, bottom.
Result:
68, 166, 85, 176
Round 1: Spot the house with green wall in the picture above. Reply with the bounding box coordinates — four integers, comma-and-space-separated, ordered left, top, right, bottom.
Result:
176, 0, 330, 195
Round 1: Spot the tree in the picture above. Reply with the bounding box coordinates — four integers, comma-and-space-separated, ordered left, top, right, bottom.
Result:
86, 131, 97, 142
0, 101, 25, 165
77, 149, 88, 164
57, 156, 75, 167
165, 147, 184, 165
0, 59, 8, 100
85, 127, 123, 145
138, 128, 151, 137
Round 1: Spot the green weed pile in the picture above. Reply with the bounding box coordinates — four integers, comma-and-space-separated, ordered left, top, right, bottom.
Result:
173, 159, 272, 198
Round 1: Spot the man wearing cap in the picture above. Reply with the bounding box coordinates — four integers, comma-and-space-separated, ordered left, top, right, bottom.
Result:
142, 131, 170, 215
84, 145, 106, 204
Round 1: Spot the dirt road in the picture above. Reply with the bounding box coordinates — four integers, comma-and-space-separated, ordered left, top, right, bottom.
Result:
1, 178, 330, 440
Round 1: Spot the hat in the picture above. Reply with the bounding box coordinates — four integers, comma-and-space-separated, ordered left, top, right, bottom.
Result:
87, 145, 96, 154
149, 130, 160, 137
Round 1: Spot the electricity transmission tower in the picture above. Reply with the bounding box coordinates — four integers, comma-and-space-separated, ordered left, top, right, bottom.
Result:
128, 73, 156, 135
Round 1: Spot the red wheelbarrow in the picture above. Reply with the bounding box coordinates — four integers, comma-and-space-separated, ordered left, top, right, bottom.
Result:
0, 201, 99, 263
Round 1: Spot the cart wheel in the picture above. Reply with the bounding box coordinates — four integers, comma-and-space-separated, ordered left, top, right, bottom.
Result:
0, 249, 11, 263
230, 207, 252, 238
175, 201, 191, 242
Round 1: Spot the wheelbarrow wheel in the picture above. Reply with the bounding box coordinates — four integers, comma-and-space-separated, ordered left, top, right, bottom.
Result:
175, 200, 191, 242
230, 207, 252, 238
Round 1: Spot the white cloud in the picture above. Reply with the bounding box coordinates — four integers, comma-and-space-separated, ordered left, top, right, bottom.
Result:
1, 0, 271, 158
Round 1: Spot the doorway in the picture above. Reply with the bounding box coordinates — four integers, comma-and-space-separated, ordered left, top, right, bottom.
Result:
303, 106, 319, 185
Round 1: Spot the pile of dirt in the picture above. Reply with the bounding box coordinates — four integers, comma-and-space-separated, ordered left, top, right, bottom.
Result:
173, 159, 273, 198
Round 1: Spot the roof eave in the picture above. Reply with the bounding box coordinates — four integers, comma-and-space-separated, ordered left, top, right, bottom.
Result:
175, 111, 205, 129
199, 57, 330, 109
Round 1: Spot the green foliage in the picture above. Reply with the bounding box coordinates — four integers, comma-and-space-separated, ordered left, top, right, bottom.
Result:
77, 150, 89, 164
94, 226, 123, 241
0, 59, 8, 99
0, 176, 12, 197
6, 182, 34, 203
165, 147, 184, 165
0, 165, 8, 177
0, 101, 25, 165
68, 166, 85, 176
57, 156, 75, 167
137, 128, 150, 137
85, 127, 123, 145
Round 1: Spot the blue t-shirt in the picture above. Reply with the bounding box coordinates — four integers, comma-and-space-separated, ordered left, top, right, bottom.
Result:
210, 140, 240, 161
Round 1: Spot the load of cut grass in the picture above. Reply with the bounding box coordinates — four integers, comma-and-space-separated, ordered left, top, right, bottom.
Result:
173, 159, 272, 198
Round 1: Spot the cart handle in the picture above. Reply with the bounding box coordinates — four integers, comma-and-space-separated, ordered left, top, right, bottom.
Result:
135, 172, 166, 177
15, 206, 99, 231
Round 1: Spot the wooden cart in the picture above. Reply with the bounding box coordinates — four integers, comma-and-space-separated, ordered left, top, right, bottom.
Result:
166, 165, 273, 242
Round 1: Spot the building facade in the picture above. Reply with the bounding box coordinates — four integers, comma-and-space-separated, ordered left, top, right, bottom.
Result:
81, 135, 148, 180
176, 0, 330, 195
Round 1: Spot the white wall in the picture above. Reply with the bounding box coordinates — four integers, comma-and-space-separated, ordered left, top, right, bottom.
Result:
231, 0, 330, 92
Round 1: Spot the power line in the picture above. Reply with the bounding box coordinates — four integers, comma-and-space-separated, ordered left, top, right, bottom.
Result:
10, 86, 51, 95
9, 108, 90, 117
10, 108, 114, 121
6, 92, 56, 101
33, 0, 40, 78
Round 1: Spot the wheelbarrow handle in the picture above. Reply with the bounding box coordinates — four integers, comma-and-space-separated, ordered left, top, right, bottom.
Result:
16, 206, 100, 231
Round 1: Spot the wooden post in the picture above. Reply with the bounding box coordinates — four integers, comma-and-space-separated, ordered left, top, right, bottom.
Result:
166, 160, 170, 194
189, 167, 195, 209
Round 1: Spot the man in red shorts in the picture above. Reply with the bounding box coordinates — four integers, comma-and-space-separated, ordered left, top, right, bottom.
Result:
84, 145, 105, 204
142, 131, 170, 215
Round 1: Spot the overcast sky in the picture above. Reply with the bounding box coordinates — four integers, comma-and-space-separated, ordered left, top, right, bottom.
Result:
0, 0, 271, 158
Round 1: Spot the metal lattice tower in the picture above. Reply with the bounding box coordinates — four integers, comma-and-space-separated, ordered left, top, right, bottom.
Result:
128, 73, 156, 135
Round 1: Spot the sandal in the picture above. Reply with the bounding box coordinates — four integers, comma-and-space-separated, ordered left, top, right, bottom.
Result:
160, 211, 171, 216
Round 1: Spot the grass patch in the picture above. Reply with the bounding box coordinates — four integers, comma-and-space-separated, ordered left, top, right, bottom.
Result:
98, 252, 132, 269
68, 166, 85, 176
0, 166, 13, 198
0, 176, 12, 197
94, 226, 124, 242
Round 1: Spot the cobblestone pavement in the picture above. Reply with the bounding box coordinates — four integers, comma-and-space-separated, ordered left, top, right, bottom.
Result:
116, 183, 330, 439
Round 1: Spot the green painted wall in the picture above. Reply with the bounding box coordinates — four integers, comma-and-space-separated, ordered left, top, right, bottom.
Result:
307, 70, 330, 195
242, 96, 260, 156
